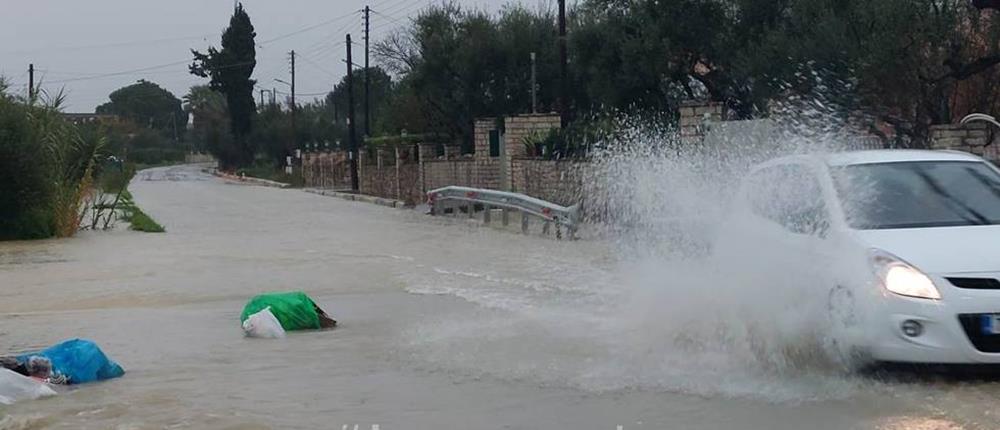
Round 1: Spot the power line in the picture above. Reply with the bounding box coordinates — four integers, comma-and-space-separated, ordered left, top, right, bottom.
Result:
275, 89, 330, 97
371, 0, 407, 9
371, 10, 409, 26
43, 59, 257, 85
43, 60, 192, 84
0, 34, 218, 55
257, 10, 362, 46
297, 53, 339, 79
374, 0, 422, 17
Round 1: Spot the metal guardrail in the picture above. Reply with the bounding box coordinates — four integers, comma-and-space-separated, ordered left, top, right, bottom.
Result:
427, 186, 580, 239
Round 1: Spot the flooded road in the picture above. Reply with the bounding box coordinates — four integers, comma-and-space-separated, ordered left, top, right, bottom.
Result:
1, 164, 998, 429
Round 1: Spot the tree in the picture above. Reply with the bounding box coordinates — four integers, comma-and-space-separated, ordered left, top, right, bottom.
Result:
326, 66, 395, 136
190, 3, 257, 169
375, 3, 560, 148
184, 85, 233, 160
974, 0, 1000, 9
95, 80, 184, 139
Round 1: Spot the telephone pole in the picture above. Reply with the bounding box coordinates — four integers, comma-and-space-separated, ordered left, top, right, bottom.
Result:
28, 64, 34, 101
558, 0, 568, 126
346, 34, 360, 192
364, 5, 372, 138
290, 50, 297, 155
530, 52, 537, 113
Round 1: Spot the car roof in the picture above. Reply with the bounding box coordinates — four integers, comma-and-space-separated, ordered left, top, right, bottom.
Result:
823, 149, 984, 166
758, 149, 986, 169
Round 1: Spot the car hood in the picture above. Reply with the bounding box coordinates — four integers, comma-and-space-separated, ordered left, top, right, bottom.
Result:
852, 225, 1000, 274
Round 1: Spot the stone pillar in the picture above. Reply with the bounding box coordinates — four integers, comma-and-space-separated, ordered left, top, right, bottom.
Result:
394, 145, 402, 200
474, 118, 496, 160
418, 142, 435, 195
358, 148, 367, 194
679, 101, 726, 145
444, 144, 461, 159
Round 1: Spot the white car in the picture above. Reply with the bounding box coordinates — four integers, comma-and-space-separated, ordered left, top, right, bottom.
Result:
719, 149, 1000, 365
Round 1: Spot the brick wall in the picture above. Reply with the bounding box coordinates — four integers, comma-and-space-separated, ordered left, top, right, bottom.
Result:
510, 157, 585, 207
929, 122, 1000, 161
302, 151, 352, 189
357, 146, 425, 205
679, 101, 726, 145
504, 113, 561, 158
304, 114, 567, 206
422, 159, 476, 191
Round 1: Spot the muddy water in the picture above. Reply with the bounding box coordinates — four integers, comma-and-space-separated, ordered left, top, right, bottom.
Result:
0, 165, 997, 429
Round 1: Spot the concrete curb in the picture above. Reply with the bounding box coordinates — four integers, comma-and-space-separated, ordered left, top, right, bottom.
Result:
303, 188, 407, 209
207, 169, 291, 189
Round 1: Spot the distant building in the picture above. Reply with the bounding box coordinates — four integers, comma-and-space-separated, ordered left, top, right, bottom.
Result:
61, 113, 120, 125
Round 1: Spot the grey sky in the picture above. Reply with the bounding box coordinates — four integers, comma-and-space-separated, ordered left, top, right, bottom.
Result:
0, 0, 518, 112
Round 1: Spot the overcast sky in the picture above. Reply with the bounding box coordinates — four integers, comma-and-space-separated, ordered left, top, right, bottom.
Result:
0, 0, 522, 112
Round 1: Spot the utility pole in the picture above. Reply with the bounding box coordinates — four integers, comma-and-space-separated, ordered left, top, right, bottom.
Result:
530, 52, 537, 114
346, 34, 360, 192
558, 0, 568, 126
272, 87, 276, 107
364, 5, 372, 138
259, 89, 265, 108
28, 64, 34, 101
290, 50, 297, 156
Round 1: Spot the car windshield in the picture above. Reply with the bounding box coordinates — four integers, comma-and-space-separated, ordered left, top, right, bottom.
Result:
833, 160, 1000, 230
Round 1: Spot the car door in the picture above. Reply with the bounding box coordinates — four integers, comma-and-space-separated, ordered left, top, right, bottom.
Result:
727, 162, 840, 295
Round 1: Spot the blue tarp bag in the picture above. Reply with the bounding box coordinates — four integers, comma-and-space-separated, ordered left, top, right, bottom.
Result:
18, 339, 125, 384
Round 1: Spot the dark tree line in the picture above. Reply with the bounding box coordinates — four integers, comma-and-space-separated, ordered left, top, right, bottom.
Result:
375, 0, 1000, 147
174, 1, 1000, 168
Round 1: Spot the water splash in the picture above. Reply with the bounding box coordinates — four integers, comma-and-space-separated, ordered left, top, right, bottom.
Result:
403, 85, 886, 401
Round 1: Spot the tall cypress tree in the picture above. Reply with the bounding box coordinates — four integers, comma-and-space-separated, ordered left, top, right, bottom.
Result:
190, 3, 257, 169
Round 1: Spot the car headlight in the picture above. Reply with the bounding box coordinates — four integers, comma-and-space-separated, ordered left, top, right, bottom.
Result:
869, 249, 941, 300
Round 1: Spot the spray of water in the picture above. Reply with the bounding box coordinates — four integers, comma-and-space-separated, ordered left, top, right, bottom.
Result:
403, 78, 887, 401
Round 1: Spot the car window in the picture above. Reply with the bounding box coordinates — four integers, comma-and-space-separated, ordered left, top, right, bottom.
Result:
832, 161, 1000, 229
745, 164, 830, 235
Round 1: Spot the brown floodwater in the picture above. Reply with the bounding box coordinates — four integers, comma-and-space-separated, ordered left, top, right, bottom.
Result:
1, 165, 998, 429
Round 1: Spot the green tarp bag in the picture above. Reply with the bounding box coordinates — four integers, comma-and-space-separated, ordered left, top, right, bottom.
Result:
240, 292, 322, 331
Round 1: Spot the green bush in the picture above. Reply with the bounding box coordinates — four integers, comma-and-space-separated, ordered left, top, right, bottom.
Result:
0, 89, 105, 240
0, 95, 54, 240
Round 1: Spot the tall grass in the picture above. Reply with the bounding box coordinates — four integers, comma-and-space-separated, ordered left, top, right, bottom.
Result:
0, 82, 106, 240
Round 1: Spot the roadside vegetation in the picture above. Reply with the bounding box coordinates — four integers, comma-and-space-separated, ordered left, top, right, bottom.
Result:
0, 80, 167, 240
119, 191, 166, 233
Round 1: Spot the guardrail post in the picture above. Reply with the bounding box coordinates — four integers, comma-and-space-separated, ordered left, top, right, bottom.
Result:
542, 221, 551, 235
521, 213, 529, 234
502, 209, 509, 226
483, 205, 492, 224
467, 202, 474, 218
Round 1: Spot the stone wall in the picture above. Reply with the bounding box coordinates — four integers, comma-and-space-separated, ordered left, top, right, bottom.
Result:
422, 158, 477, 191
184, 152, 216, 164
302, 151, 352, 190
679, 101, 727, 144
503, 113, 561, 158
510, 157, 584, 207
304, 104, 1000, 213
304, 114, 567, 205
929, 122, 1000, 161
358, 146, 424, 205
